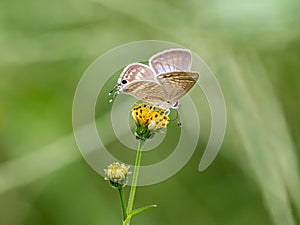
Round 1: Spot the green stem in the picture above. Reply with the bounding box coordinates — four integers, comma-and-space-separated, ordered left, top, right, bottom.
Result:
127, 140, 144, 216
118, 186, 127, 221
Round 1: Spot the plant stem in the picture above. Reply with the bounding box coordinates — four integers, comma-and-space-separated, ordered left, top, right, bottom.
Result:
118, 186, 127, 221
127, 140, 144, 216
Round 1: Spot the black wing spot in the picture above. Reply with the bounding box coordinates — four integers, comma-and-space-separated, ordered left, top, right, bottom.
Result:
121, 80, 127, 84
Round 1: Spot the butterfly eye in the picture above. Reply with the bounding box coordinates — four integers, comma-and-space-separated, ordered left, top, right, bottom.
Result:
121, 79, 127, 84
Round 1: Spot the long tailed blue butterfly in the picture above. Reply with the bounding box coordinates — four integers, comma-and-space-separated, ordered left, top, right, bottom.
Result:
113, 48, 199, 109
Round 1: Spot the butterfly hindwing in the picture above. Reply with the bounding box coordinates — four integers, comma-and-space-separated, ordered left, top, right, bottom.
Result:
156, 71, 199, 103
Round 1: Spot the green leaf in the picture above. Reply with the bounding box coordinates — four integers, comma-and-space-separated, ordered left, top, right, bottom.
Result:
123, 204, 157, 225
130, 204, 157, 217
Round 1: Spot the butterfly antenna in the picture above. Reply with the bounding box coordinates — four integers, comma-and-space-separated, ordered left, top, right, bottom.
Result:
108, 84, 119, 103
108, 84, 118, 96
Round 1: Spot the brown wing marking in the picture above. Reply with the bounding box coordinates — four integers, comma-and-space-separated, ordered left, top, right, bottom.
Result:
120, 63, 155, 83
157, 72, 199, 102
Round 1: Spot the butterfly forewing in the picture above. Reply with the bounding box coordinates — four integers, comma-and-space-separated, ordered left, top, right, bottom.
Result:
118, 63, 155, 85
157, 71, 199, 103
150, 49, 192, 75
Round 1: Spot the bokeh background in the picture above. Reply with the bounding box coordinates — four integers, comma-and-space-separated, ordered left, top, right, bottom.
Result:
1, 0, 300, 224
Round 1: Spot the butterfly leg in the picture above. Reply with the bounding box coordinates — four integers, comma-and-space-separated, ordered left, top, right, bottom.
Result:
177, 120, 182, 127
164, 108, 171, 115
172, 101, 181, 109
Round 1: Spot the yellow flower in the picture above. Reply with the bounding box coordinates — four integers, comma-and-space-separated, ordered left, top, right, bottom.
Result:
105, 162, 129, 187
131, 103, 170, 140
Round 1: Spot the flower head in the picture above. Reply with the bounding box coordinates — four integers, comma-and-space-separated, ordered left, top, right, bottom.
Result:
104, 162, 130, 188
131, 103, 170, 140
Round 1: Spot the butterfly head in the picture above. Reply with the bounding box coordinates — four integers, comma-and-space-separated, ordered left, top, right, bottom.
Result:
117, 75, 129, 92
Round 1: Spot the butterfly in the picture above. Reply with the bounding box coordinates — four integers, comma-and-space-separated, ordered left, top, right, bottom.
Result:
114, 48, 199, 110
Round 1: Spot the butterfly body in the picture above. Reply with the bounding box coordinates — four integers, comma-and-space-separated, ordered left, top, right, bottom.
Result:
117, 49, 199, 109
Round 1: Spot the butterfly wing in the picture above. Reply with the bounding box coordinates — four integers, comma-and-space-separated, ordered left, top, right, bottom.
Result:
120, 81, 169, 106
118, 63, 170, 107
156, 71, 199, 103
149, 49, 192, 74
117, 49, 198, 108
118, 63, 155, 88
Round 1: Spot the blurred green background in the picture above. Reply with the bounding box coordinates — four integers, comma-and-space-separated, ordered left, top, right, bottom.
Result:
0, 0, 300, 224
